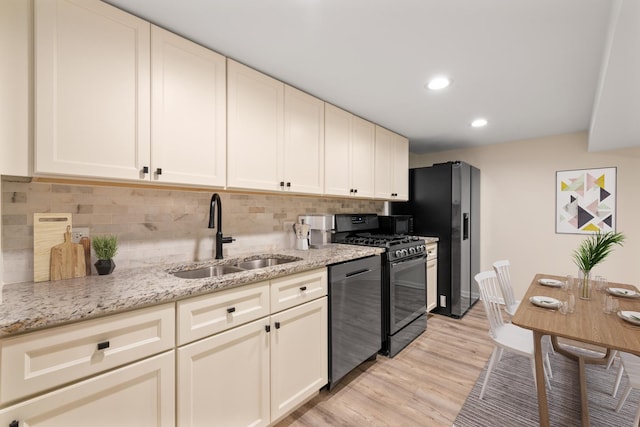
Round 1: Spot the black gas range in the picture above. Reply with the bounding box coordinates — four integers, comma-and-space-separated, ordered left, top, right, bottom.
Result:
340, 233, 427, 262
333, 214, 428, 357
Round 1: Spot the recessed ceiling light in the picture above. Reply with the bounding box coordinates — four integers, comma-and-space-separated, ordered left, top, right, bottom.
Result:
426, 76, 452, 91
471, 118, 488, 128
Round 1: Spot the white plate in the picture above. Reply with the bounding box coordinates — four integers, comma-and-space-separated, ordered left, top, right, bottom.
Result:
618, 311, 640, 326
607, 287, 640, 298
529, 296, 562, 309
538, 278, 563, 287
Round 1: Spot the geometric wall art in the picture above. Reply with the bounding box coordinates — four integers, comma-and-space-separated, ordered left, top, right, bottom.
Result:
556, 167, 616, 234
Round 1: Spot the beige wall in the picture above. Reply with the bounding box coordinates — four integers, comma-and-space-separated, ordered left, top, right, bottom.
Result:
410, 131, 640, 300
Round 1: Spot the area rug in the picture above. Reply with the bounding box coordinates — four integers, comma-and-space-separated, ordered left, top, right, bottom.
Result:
454, 348, 639, 426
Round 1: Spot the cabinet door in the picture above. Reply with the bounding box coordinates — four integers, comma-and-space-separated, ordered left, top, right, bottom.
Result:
270, 297, 328, 423
323, 104, 351, 197
177, 318, 270, 427
283, 85, 324, 194
375, 126, 409, 200
374, 125, 394, 199
35, 0, 150, 180
427, 258, 438, 312
393, 134, 409, 200
151, 26, 226, 187
227, 59, 284, 191
0, 0, 31, 176
0, 351, 175, 427
350, 116, 375, 198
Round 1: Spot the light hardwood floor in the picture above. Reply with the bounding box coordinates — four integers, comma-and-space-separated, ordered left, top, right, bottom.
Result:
276, 303, 494, 427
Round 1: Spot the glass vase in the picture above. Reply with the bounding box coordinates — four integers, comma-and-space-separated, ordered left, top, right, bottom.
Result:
578, 270, 591, 300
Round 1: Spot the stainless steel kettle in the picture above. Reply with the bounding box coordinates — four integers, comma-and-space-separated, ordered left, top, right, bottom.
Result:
293, 221, 310, 250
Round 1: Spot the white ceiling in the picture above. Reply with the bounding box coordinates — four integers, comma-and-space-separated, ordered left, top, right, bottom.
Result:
104, 0, 638, 154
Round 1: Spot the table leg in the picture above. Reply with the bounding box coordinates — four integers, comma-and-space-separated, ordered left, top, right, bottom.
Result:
533, 331, 550, 427
578, 357, 590, 426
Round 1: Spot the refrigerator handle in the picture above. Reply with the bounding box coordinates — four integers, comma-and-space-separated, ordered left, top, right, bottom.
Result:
463, 213, 469, 240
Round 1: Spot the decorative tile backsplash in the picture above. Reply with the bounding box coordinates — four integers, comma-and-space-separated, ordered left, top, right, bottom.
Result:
1, 176, 383, 284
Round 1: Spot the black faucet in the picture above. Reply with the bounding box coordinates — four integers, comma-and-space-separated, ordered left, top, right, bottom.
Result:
208, 193, 234, 259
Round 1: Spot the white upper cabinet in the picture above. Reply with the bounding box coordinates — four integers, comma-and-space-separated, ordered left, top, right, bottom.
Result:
283, 85, 324, 194
324, 104, 375, 198
0, 0, 31, 177
227, 59, 284, 191
35, 1, 226, 187
35, 0, 151, 180
374, 125, 409, 200
227, 60, 324, 194
150, 26, 226, 187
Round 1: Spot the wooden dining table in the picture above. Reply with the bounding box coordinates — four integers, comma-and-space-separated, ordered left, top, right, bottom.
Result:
512, 273, 640, 427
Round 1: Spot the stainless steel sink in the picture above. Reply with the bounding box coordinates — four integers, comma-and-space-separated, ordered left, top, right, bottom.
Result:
234, 257, 298, 270
171, 256, 301, 279
171, 265, 244, 279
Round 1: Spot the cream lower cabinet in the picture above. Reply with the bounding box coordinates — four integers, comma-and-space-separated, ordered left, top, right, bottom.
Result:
0, 351, 175, 427
270, 297, 327, 423
0, 303, 176, 426
177, 269, 328, 427
177, 318, 270, 427
426, 243, 438, 312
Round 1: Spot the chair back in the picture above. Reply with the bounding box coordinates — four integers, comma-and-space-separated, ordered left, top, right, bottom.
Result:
493, 260, 517, 308
475, 270, 505, 337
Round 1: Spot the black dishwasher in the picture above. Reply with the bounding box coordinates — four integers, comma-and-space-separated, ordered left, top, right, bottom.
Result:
328, 254, 382, 389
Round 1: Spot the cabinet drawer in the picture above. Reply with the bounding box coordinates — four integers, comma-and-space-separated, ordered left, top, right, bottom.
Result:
0, 303, 175, 405
0, 351, 175, 426
270, 268, 327, 313
177, 281, 270, 345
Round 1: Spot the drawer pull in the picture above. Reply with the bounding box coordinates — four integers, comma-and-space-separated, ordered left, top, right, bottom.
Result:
265, 325, 271, 333
226, 307, 236, 314
300, 286, 307, 291
97, 341, 110, 351
275, 321, 281, 329
10, 421, 18, 427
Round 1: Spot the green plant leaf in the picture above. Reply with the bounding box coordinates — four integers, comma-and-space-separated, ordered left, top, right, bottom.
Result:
572, 231, 625, 272
92, 235, 118, 260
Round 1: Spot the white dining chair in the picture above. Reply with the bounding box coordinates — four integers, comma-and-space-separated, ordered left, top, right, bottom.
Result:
611, 352, 640, 426
492, 260, 520, 317
493, 259, 555, 361
475, 270, 551, 400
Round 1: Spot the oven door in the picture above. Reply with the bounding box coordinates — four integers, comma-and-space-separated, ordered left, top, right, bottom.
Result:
388, 254, 427, 334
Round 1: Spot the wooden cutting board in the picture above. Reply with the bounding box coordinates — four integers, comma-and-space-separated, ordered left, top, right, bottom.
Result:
33, 213, 73, 282
50, 226, 86, 281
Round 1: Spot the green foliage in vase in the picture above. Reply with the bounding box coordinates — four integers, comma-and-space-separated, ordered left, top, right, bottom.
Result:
92, 235, 118, 260
572, 231, 625, 273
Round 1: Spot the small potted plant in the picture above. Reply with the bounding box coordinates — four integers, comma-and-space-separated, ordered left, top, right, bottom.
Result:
92, 235, 118, 275
572, 231, 624, 299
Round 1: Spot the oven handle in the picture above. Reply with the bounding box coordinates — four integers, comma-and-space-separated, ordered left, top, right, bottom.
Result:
391, 254, 426, 267
345, 268, 371, 278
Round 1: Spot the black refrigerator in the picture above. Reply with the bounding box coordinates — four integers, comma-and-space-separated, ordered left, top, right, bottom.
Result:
390, 161, 480, 318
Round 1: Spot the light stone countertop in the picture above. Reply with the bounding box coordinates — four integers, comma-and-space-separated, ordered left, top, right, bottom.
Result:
420, 237, 439, 244
0, 244, 384, 338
